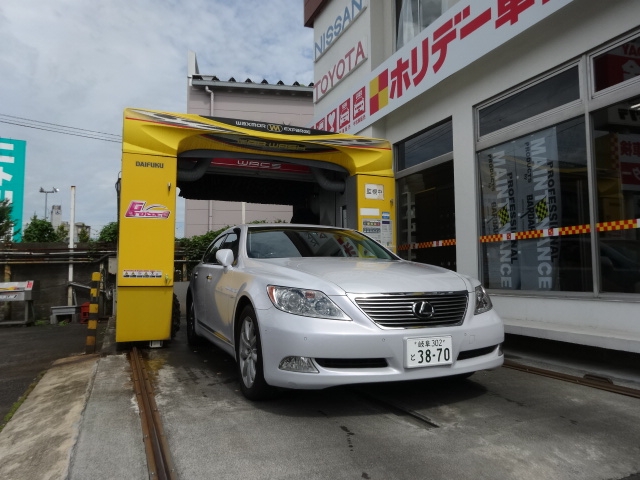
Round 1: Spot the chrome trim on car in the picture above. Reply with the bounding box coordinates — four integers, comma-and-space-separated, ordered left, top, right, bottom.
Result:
196, 319, 232, 345
349, 291, 469, 328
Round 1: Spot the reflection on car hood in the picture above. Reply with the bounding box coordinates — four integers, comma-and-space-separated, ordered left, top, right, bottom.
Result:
250, 257, 470, 294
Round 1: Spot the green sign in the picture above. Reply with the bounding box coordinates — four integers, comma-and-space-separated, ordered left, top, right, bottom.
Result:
0, 138, 26, 242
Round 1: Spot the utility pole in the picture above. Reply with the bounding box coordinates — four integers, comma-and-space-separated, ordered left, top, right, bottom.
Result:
68, 186, 76, 306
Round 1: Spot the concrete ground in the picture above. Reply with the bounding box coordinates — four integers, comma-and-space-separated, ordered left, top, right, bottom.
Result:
150, 330, 640, 480
0, 354, 99, 479
1, 316, 639, 480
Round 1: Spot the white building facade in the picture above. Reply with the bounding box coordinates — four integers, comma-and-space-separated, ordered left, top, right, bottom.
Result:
306, 0, 640, 352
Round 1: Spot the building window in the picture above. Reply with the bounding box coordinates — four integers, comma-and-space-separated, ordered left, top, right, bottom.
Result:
478, 67, 580, 137
396, 0, 460, 50
397, 119, 453, 171
593, 35, 640, 92
396, 120, 455, 267
397, 162, 456, 269
473, 31, 640, 297
477, 117, 592, 292
592, 96, 640, 293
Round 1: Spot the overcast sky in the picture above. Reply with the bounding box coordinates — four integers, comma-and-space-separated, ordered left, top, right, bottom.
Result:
0, 0, 314, 238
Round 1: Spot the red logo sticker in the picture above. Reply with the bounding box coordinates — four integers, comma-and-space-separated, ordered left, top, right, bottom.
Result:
125, 201, 171, 219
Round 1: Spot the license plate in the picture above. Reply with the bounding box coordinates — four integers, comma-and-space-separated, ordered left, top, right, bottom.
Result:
405, 336, 453, 368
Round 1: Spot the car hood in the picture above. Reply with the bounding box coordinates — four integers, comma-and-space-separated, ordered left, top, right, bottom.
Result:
246, 257, 471, 294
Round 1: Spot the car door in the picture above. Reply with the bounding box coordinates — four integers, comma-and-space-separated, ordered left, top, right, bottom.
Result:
192, 235, 226, 334
216, 230, 240, 344
200, 231, 241, 345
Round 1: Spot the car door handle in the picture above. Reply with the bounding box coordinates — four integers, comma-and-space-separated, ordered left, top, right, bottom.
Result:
206, 275, 212, 280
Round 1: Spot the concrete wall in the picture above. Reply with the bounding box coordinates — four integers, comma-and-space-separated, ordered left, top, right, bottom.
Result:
0, 249, 113, 323
185, 200, 292, 237
1, 244, 187, 323
188, 88, 313, 126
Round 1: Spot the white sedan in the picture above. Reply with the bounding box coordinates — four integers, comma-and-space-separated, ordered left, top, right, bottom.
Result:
186, 224, 504, 400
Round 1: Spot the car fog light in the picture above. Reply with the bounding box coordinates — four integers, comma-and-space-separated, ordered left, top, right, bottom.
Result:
279, 356, 319, 373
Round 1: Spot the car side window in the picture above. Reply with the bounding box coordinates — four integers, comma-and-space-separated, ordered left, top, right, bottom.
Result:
220, 231, 239, 264
202, 235, 226, 264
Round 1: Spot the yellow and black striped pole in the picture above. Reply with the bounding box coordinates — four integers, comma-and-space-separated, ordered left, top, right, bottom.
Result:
86, 272, 100, 354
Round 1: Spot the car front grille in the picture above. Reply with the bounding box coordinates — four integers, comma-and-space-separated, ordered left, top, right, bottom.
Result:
352, 291, 469, 328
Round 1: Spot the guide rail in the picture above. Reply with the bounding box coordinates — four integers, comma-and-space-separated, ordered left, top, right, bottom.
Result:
130, 347, 177, 480
503, 359, 640, 399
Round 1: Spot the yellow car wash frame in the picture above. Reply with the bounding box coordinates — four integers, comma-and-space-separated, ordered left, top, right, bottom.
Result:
117, 108, 395, 343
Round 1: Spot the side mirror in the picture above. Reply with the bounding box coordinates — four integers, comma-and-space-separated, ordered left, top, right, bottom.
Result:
216, 249, 234, 269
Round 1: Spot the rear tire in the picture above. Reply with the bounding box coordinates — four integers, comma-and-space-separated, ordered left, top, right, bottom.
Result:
171, 293, 180, 339
186, 302, 203, 347
236, 305, 274, 400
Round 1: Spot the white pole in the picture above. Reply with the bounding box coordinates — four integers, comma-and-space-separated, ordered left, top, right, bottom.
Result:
68, 186, 76, 306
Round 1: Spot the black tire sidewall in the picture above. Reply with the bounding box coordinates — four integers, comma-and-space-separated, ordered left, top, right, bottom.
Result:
171, 293, 180, 339
186, 302, 201, 347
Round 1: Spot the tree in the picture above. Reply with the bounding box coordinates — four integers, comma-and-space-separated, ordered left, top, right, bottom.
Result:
55, 224, 69, 242
22, 215, 61, 242
178, 226, 227, 276
0, 199, 17, 242
77, 227, 91, 243
176, 220, 285, 273
97, 222, 118, 243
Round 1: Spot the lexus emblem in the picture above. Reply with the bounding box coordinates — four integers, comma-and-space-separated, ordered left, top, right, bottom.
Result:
266, 124, 283, 133
412, 301, 435, 319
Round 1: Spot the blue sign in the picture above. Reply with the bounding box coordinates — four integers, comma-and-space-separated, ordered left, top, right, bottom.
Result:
0, 138, 26, 241
314, 0, 365, 61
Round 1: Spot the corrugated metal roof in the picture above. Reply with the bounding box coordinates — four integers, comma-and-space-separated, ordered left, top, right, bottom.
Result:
191, 74, 313, 95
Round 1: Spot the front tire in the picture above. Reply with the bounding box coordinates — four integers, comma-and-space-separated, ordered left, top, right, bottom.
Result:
236, 305, 274, 400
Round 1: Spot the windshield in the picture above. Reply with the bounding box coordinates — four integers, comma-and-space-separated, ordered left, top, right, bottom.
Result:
246, 227, 396, 259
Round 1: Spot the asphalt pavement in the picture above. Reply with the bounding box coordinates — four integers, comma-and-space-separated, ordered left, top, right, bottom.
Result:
0, 321, 106, 422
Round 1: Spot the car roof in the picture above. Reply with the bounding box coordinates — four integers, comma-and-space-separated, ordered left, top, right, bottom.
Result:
229, 224, 353, 232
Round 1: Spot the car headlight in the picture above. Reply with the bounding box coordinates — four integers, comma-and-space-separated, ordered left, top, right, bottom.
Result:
474, 285, 493, 315
267, 286, 351, 320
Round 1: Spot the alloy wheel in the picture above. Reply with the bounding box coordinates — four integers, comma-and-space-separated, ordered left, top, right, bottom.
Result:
238, 316, 257, 388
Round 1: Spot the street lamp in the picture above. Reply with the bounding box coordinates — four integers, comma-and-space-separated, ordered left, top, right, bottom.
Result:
39, 187, 59, 221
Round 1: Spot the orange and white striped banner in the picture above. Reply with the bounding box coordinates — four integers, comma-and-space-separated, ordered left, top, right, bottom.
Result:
597, 218, 640, 232
398, 218, 640, 250
397, 238, 456, 251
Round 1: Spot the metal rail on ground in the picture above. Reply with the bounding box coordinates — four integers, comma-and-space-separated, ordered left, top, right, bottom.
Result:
130, 347, 177, 480
503, 359, 640, 399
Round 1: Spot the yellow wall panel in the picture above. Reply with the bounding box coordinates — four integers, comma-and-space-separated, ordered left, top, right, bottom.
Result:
116, 287, 173, 342
118, 152, 176, 287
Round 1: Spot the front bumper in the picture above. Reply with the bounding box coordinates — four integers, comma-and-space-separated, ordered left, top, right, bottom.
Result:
257, 301, 504, 390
